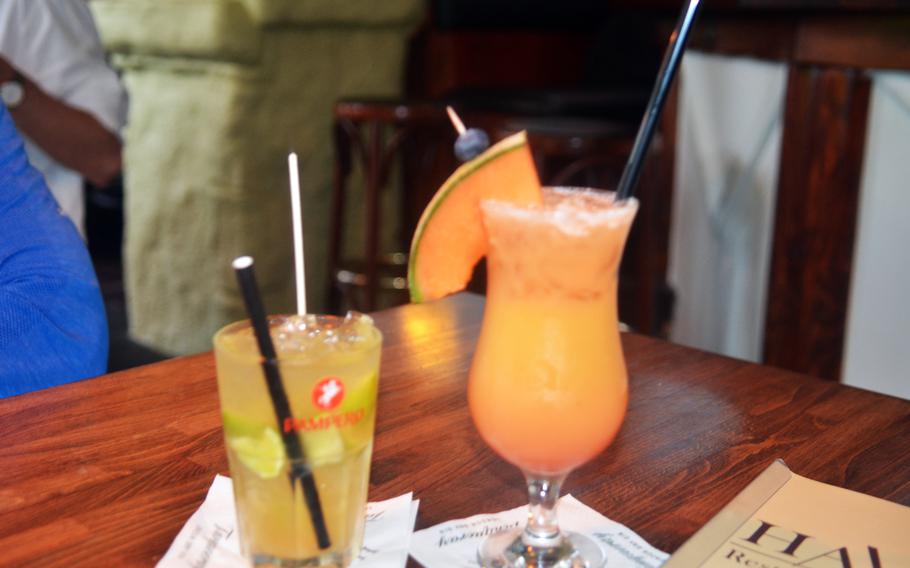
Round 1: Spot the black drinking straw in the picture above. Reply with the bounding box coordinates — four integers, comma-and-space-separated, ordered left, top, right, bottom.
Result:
232, 256, 331, 550
616, 0, 702, 201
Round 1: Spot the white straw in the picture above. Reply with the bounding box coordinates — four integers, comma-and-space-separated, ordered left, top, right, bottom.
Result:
288, 152, 306, 315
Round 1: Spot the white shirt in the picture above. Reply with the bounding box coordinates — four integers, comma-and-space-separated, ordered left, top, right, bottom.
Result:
0, 0, 127, 236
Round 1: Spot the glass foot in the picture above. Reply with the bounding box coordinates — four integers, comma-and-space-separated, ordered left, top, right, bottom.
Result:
477, 528, 604, 568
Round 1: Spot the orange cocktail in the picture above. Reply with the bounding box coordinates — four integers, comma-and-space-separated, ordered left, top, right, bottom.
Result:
468, 187, 637, 567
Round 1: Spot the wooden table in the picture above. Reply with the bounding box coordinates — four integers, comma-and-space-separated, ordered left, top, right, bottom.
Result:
1, 293, 907, 566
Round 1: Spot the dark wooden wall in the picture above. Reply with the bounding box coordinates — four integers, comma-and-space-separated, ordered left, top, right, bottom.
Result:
690, 10, 910, 380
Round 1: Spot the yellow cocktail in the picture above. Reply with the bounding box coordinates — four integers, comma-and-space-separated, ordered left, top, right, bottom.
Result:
214, 312, 381, 567
469, 188, 637, 567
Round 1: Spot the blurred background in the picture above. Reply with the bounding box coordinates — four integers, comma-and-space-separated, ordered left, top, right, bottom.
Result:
59, 0, 910, 399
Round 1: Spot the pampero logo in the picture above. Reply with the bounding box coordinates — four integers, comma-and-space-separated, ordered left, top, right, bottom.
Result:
313, 377, 345, 410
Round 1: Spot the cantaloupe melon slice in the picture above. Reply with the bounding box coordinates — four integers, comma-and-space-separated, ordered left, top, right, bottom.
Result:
408, 131, 541, 302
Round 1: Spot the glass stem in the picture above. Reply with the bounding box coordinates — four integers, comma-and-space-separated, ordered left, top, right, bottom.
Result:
522, 472, 567, 548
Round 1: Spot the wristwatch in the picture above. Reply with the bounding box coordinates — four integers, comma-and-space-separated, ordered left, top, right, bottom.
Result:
1, 71, 24, 108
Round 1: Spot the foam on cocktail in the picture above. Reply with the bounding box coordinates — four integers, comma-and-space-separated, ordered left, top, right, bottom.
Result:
482, 188, 638, 235
479, 189, 638, 301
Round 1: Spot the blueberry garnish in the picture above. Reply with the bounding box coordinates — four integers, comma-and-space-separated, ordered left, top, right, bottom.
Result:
454, 128, 490, 162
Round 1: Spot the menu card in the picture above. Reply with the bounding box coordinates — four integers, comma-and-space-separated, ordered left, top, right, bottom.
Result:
157, 475, 419, 568
409, 494, 668, 567
663, 460, 910, 568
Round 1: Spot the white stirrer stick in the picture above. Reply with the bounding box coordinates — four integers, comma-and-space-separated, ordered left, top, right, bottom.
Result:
288, 152, 307, 315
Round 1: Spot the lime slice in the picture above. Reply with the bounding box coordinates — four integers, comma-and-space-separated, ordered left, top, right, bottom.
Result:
339, 372, 379, 449
222, 411, 267, 438
228, 427, 286, 479
339, 372, 378, 415
302, 425, 345, 466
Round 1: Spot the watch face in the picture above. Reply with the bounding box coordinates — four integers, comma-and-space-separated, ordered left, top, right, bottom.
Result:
1, 80, 24, 108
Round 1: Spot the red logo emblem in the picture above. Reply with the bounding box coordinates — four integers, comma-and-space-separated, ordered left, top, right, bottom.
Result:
313, 377, 345, 410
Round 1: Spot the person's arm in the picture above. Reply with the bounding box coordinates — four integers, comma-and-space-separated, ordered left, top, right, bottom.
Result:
0, 56, 121, 187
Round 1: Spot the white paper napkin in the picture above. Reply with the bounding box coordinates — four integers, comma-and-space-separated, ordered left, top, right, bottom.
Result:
409, 495, 668, 568
157, 475, 419, 568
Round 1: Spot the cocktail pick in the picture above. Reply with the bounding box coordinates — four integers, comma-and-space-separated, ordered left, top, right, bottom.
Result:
232, 256, 331, 550
446, 106, 490, 162
616, 0, 702, 201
